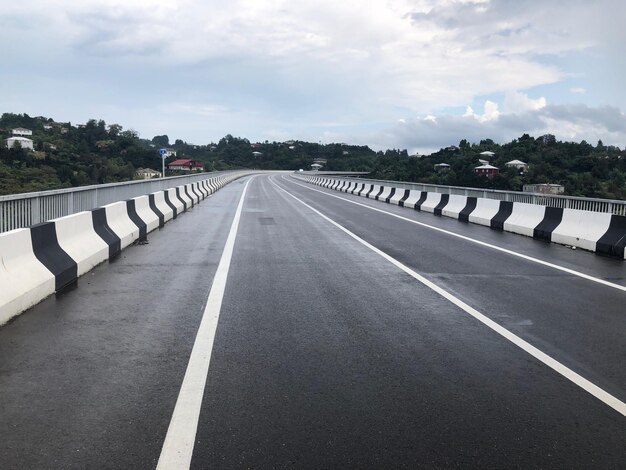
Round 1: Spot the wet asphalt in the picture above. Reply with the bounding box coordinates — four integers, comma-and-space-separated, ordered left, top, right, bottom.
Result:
0, 174, 624, 469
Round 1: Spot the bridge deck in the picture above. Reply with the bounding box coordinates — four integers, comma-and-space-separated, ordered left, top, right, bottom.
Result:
0, 174, 624, 468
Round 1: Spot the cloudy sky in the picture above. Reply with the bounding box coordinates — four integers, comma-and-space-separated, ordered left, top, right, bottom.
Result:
1, 0, 625, 153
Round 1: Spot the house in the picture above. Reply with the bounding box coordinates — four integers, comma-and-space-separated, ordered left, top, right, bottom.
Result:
12, 127, 32, 136
313, 158, 327, 165
479, 151, 495, 157
135, 168, 162, 179
311, 163, 323, 170
505, 159, 528, 172
474, 163, 499, 178
166, 159, 204, 172
252, 151, 263, 157
43, 124, 53, 130
342, 150, 349, 155
434, 163, 450, 171
284, 140, 295, 145
478, 158, 489, 165
160, 148, 177, 158
6, 136, 34, 150
445, 145, 460, 151
523, 183, 564, 195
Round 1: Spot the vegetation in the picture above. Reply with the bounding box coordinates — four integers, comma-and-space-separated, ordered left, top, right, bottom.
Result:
1, 113, 624, 199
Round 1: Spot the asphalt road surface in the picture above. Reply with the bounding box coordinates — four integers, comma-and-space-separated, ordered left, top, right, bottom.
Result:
0, 173, 624, 469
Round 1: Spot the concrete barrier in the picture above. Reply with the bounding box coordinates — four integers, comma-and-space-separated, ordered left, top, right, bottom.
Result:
469, 198, 501, 227
596, 215, 626, 259
165, 188, 184, 217
551, 209, 613, 252
295, 175, 626, 259
441, 195, 468, 219
152, 191, 174, 223
504, 203, 546, 237
148, 193, 167, 228
377, 186, 393, 202
103, 201, 141, 249
52, 211, 109, 277
420, 193, 443, 214
132, 196, 160, 233
0, 228, 56, 325
389, 188, 408, 205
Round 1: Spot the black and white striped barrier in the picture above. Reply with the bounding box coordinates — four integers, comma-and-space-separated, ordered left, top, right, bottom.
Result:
0, 172, 252, 325
298, 176, 626, 260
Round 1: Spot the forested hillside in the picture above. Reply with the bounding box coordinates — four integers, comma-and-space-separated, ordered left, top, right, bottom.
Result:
1, 113, 624, 199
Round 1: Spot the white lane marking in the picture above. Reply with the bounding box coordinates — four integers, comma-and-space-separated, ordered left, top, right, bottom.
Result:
282, 176, 626, 293
269, 177, 626, 417
157, 177, 253, 469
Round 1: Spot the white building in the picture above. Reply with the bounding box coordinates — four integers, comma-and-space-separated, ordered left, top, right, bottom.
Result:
505, 159, 529, 172
479, 151, 495, 157
311, 163, 323, 170
12, 127, 32, 136
6, 136, 34, 150
135, 168, 162, 179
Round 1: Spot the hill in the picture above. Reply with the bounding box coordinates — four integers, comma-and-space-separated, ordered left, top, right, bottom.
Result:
1, 113, 624, 199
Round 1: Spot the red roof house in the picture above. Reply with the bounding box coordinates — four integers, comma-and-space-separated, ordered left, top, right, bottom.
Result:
167, 159, 204, 172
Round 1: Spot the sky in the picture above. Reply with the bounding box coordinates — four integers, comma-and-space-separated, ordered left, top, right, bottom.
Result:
1, 0, 625, 154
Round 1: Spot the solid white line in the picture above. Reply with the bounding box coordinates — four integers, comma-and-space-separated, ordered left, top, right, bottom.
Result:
269, 177, 626, 417
157, 177, 253, 470
282, 175, 626, 293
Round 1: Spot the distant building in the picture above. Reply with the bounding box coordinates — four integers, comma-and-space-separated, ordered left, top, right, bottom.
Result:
311, 163, 323, 170
43, 124, 53, 130
283, 140, 296, 145
6, 136, 34, 150
478, 158, 489, 165
445, 145, 460, 151
313, 158, 327, 165
252, 151, 263, 157
288, 145, 296, 150
434, 163, 450, 172
136, 168, 162, 179
479, 151, 495, 157
523, 183, 564, 195
474, 163, 499, 178
166, 159, 204, 172
506, 159, 529, 172
12, 127, 32, 136
342, 150, 349, 155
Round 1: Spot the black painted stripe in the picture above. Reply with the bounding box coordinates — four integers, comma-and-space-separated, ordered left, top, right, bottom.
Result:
458, 197, 477, 222
433, 194, 450, 216
92, 208, 121, 260
414, 192, 428, 211
385, 188, 396, 203
533, 207, 564, 242
175, 187, 188, 211
366, 185, 376, 198
126, 199, 148, 242
30, 222, 78, 292
595, 214, 626, 259
163, 191, 178, 219
490, 201, 514, 231
398, 189, 411, 207
357, 183, 366, 196
148, 194, 165, 228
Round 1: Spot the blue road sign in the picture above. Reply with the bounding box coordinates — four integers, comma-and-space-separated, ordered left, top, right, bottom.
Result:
159, 149, 167, 155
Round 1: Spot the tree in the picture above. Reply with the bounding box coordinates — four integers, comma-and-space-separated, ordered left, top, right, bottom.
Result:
152, 135, 170, 147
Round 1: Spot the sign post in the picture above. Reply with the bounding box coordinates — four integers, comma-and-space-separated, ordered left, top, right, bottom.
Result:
159, 149, 167, 178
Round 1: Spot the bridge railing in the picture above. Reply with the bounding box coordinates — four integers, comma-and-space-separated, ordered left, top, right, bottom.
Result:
305, 174, 626, 216
0, 171, 236, 233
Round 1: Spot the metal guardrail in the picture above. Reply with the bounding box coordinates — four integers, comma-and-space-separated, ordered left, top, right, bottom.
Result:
301, 173, 626, 216
0, 171, 238, 233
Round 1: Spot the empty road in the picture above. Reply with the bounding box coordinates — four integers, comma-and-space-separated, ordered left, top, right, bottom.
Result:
0, 173, 624, 469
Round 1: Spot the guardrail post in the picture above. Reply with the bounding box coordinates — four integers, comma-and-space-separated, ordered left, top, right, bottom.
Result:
30, 196, 39, 227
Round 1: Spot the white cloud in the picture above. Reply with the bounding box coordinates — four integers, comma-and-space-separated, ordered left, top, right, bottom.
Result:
375, 104, 626, 154
0, 0, 624, 147
463, 100, 500, 122
570, 87, 586, 94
